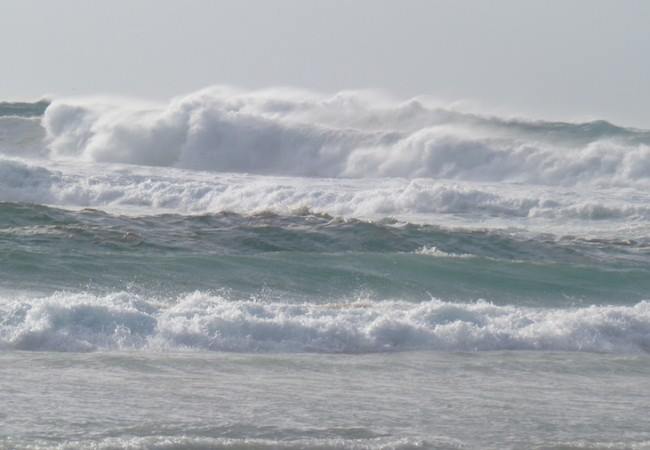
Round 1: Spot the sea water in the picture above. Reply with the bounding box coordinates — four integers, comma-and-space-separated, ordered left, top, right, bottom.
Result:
1, 88, 649, 449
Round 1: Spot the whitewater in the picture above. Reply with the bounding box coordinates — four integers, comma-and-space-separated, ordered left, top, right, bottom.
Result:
1, 87, 650, 449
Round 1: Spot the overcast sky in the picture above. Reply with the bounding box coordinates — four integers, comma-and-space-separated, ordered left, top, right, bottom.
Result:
1, 0, 648, 126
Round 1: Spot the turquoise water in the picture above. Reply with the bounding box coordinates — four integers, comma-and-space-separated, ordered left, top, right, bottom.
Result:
2, 202, 650, 307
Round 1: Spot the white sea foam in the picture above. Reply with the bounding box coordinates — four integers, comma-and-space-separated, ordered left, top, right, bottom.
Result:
413, 246, 474, 258
2, 291, 649, 353
3, 157, 650, 239
34, 87, 650, 186
17, 436, 439, 450
2, 88, 650, 186
3, 87, 650, 234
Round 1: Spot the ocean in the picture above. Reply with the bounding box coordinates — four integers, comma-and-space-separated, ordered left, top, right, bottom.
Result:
1, 88, 649, 449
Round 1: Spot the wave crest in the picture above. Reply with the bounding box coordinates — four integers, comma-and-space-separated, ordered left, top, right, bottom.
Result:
35, 87, 650, 185
2, 291, 649, 353
5, 158, 650, 229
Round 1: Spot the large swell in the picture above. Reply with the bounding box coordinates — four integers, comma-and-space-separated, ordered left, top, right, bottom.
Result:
2, 89, 650, 236
1, 203, 650, 354
2, 203, 649, 304
1, 88, 650, 185
2, 88, 650, 356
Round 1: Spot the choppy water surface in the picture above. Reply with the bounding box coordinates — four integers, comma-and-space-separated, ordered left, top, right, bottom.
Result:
1, 90, 649, 449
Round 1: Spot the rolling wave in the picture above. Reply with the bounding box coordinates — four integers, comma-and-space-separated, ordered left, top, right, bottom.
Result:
3, 158, 650, 232
1, 88, 650, 186
41, 88, 650, 185
2, 291, 649, 353
2, 90, 650, 358
3, 202, 649, 308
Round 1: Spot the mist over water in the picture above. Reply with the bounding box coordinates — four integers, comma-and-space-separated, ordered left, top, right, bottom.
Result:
2, 88, 650, 449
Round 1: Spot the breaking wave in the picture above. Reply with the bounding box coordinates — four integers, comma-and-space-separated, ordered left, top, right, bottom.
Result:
2, 291, 649, 353
2, 88, 650, 185
3, 158, 650, 228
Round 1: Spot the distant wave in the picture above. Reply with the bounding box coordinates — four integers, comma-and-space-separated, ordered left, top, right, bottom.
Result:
3, 158, 650, 228
2, 88, 650, 185
0, 99, 49, 118
0, 115, 47, 157
2, 291, 649, 353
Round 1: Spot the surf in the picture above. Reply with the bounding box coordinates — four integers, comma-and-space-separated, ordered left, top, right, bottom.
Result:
3, 291, 650, 353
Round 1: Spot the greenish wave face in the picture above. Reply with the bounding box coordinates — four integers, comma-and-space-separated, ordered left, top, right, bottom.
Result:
2, 202, 648, 306
0, 100, 50, 118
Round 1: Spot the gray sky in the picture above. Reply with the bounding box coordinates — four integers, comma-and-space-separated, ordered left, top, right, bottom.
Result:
1, 0, 649, 127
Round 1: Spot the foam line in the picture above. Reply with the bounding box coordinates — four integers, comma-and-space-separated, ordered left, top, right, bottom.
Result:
2, 291, 649, 353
